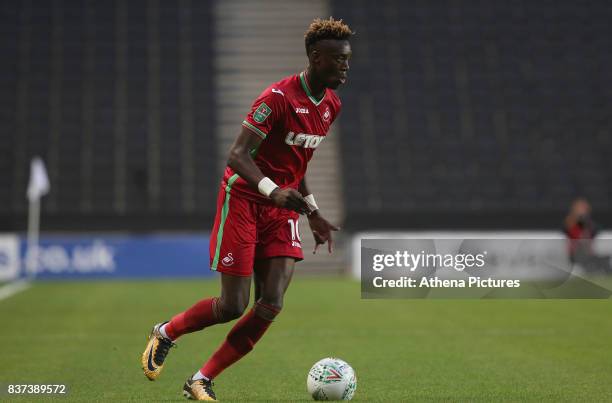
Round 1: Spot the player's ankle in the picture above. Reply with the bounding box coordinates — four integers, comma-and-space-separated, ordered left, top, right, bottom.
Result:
159, 323, 173, 341
191, 370, 210, 382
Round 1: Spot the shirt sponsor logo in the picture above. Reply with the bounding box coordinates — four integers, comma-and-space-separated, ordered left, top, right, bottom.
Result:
295, 107, 309, 114
285, 131, 325, 149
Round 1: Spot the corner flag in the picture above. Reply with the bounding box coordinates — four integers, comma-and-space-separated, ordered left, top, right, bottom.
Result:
26, 156, 50, 277
27, 157, 50, 202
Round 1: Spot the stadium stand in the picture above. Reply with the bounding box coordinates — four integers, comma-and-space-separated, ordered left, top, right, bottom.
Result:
333, 0, 612, 229
2, 0, 611, 233
0, 0, 216, 230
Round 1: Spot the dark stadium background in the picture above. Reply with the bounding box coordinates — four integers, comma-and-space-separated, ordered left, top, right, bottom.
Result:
2, 0, 610, 234
1, 2, 612, 401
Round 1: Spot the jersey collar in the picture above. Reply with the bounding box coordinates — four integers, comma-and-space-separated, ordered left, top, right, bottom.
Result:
299, 71, 326, 106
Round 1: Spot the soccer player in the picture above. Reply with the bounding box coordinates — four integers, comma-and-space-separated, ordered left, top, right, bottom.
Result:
141, 17, 353, 401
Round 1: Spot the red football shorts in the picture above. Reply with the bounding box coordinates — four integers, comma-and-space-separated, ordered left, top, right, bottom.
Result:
209, 186, 304, 276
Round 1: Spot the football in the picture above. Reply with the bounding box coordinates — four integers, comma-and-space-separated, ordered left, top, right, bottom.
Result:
307, 357, 357, 400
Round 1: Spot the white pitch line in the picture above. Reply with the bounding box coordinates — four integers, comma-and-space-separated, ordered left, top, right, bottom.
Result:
0, 280, 31, 301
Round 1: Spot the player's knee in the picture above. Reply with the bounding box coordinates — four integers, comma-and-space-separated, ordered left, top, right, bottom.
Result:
254, 299, 283, 321
217, 298, 248, 322
259, 285, 286, 311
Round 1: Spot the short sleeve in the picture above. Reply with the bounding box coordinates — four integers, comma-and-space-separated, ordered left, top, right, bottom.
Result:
242, 89, 285, 140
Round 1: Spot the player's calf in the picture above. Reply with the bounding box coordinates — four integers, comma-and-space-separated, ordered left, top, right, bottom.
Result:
180, 301, 281, 401
216, 295, 249, 322
195, 301, 281, 382
164, 297, 225, 339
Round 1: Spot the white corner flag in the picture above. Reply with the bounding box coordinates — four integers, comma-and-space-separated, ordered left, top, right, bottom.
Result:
26, 157, 50, 277
27, 157, 50, 202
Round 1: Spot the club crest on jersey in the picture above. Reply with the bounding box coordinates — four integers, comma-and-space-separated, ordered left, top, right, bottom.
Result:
221, 253, 234, 266
285, 131, 325, 149
253, 102, 272, 123
323, 106, 331, 122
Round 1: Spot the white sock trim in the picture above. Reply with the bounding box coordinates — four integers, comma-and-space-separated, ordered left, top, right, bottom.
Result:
192, 370, 208, 381
159, 323, 171, 340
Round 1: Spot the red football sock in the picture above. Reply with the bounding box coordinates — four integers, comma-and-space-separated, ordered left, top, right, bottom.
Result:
200, 302, 279, 379
165, 297, 220, 340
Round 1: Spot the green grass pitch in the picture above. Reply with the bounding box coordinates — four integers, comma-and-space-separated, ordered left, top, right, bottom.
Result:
1, 277, 612, 402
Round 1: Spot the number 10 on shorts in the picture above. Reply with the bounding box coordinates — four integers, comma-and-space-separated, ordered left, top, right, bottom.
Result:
288, 219, 301, 247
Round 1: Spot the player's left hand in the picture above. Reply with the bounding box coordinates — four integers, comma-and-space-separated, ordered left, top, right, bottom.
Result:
307, 211, 340, 254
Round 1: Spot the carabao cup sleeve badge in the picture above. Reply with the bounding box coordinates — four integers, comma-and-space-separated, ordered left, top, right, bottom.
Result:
253, 102, 272, 123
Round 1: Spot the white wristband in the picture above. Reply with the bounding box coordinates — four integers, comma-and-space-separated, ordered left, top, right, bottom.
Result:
258, 177, 279, 197
304, 194, 319, 211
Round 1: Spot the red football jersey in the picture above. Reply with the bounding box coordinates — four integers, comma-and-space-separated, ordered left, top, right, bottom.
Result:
221, 72, 342, 204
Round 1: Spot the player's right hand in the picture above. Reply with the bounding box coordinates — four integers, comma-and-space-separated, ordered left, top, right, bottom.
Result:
270, 188, 311, 215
